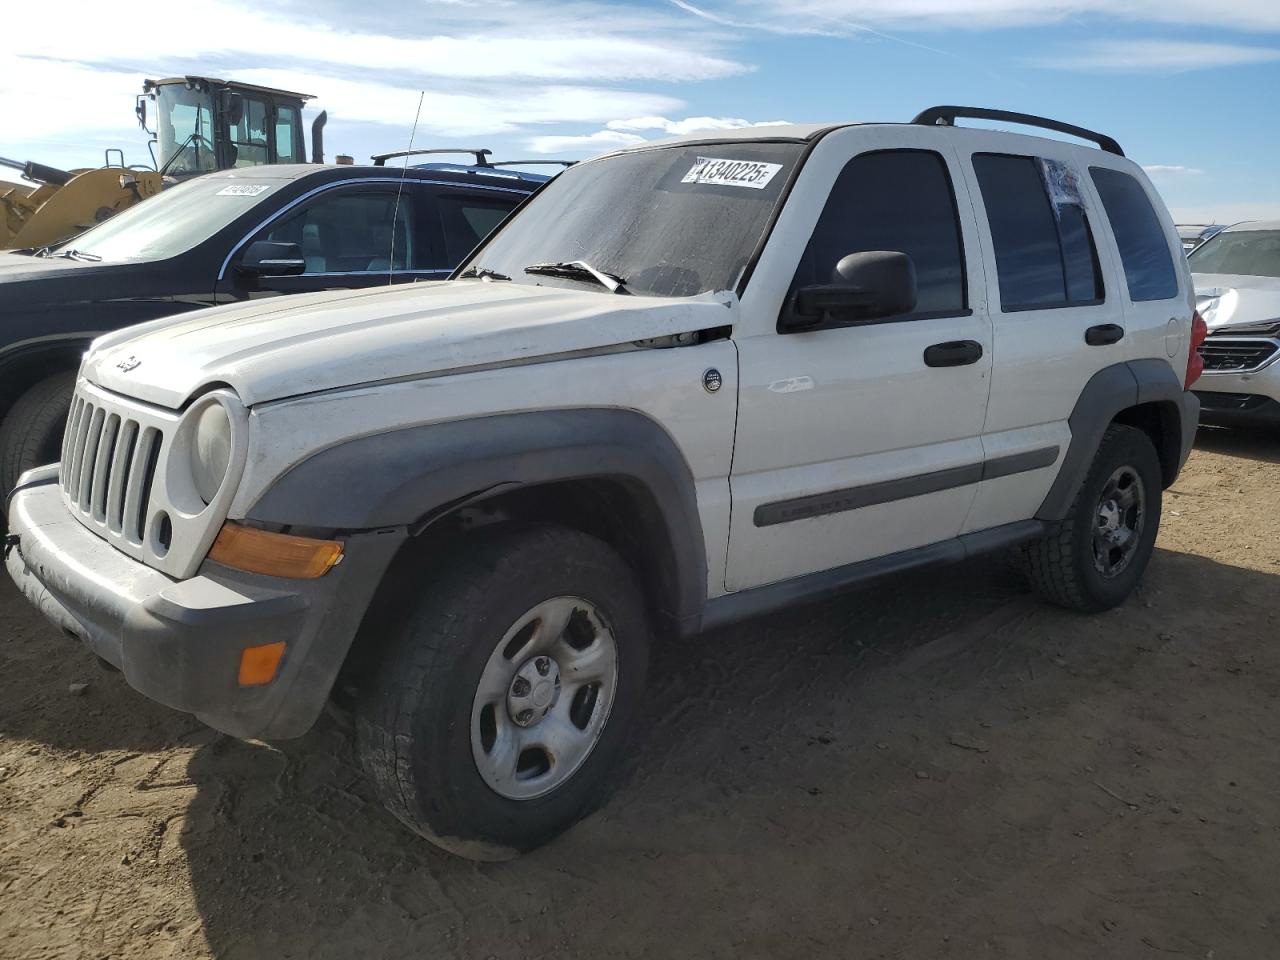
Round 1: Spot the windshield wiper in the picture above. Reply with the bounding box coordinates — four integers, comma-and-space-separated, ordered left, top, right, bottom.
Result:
523, 260, 628, 294
458, 265, 511, 281
55, 248, 102, 262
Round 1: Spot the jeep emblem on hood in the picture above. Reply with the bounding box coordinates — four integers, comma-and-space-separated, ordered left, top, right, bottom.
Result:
116, 355, 141, 373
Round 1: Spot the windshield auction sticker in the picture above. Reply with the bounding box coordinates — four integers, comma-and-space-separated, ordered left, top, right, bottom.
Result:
216, 184, 272, 197
681, 157, 782, 190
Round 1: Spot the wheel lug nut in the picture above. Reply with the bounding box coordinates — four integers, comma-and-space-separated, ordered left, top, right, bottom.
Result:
511, 677, 531, 696
535, 657, 550, 676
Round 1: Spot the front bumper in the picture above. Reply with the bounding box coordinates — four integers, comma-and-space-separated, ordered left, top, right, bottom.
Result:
1194, 362, 1280, 428
6, 470, 404, 739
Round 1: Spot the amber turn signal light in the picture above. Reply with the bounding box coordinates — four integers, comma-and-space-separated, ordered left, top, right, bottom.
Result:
209, 523, 343, 579
239, 641, 287, 686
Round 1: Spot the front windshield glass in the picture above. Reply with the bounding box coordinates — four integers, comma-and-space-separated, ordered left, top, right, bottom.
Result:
65, 177, 281, 262
1189, 230, 1280, 279
463, 141, 805, 297
156, 85, 217, 175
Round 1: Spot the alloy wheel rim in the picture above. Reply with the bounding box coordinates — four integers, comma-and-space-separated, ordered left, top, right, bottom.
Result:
1092, 465, 1145, 579
471, 596, 618, 800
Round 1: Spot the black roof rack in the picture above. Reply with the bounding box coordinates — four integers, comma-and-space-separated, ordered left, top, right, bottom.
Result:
490, 160, 576, 169
912, 106, 1124, 157
371, 148, 493, 167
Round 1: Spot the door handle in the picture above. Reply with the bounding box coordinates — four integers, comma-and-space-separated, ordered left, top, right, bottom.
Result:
1085, 323, 1125, 346
923, 340, 984, 368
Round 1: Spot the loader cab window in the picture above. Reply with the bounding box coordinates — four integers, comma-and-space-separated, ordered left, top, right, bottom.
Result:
275, 105, 304, 164
155, 86, 217, 175
230, 97, 270, 167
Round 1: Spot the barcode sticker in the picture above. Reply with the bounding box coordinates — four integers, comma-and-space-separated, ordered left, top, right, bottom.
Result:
681, 157, 782, 190
216, 184, 272, 197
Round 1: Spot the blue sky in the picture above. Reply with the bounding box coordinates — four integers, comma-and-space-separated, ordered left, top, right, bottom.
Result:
4, 0, 1279, 222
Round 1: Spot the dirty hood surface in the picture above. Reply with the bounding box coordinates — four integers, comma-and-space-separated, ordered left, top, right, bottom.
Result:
83, 280, 735, 408
1193, 272, 1280, 331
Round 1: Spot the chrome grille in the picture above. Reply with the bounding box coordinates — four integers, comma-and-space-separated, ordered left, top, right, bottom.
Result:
1199, 339, 1279, 373
60, 392, 166, 545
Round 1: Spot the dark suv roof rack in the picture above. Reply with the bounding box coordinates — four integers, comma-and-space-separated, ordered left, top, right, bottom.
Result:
912, 106, 1124, 157
490, 160, 576, 169
371, 148, 493, 167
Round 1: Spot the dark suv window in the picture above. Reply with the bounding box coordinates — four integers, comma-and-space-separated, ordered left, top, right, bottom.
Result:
974, 154, 1103, 312
264, 189, 426, 274
438, 194, 518, 263
1090, 167, 1179, 301
788, 150, 967, 319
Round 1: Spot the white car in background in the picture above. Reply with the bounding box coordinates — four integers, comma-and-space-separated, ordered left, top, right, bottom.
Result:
1189, 221, 1280, 428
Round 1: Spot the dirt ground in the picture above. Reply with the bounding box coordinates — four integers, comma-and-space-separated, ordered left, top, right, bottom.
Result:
1, 426, 1278, 960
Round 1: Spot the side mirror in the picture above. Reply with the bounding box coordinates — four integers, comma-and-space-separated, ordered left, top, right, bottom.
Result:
220, 91, 245, 126
238, 241, 306, 277
781, 250, 918, 332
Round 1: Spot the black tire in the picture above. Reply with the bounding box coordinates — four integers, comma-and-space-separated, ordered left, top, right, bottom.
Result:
1018, 424, 1163, 612
0, 371, 76, 495
355, 524, 650, 860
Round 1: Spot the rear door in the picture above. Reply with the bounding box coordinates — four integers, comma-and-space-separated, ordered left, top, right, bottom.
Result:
955, 139, 1127, 533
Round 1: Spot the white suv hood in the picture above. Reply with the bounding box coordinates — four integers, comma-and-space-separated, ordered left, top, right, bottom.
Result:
83, 281, 736, 408
1193, 272, 1280, 331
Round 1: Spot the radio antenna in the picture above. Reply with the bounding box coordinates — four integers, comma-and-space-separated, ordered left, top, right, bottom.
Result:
388, 90, 425, 285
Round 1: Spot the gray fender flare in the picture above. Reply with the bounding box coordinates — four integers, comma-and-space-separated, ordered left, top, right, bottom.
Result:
248, 408, 709, 628
1036, 359, 1196, 521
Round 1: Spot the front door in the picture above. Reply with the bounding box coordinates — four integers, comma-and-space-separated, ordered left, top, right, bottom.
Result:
726, 135, 993, 591
218, 183, 449, 300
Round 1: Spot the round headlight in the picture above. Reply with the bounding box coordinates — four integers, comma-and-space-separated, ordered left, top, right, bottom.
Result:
190, 402, 232, 504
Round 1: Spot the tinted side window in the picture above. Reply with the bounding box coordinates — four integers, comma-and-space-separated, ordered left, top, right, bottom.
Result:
973, 154, 1103, 311
437, 194, 520, 263
263, 190, 424, 273
1090, 167, 1179, 301
789, 150, 966, 318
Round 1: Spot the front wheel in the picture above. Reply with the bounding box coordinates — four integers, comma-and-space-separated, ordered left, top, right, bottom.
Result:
1019, 424, 1163, 612
355, 525, 650, 860
0, 371, 76, 495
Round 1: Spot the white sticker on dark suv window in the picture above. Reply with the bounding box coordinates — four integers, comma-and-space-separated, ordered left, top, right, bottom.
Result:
216, 184, 272, 197
681, 157, 782, 190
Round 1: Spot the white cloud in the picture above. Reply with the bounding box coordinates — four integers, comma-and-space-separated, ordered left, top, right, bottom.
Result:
1171, 203, 1280, 224
0, 0, 747, 166
1037, 40, 1280, 72
527, 116, 792, 156
676, 0, 1280, 32
1143, 164, 1204, 176
607, 116, 790, 134
16, 0, 746, 83
525, 130, 650, 154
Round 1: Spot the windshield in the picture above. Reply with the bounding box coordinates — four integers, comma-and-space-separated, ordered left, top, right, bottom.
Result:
1189, 229, 1280, 279
155, 85, 218, 176
64, 177, 281, 262
462, 141, 805, 298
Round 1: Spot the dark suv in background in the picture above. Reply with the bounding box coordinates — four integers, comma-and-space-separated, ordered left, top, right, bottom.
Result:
0, 158, 546, 491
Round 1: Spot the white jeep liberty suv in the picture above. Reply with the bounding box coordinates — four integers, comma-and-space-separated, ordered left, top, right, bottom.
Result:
6, 106, 1204, 859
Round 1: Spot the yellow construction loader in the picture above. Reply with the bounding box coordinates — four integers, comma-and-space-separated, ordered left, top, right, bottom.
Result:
1, 76, 327, 250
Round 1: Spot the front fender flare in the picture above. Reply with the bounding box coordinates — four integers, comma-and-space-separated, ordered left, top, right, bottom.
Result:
247, 408, 709, 628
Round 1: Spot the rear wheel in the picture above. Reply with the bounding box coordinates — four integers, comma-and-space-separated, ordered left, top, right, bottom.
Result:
355, 525, 650, 860
0, 371, 76, 495
1019, 424, 1163, 612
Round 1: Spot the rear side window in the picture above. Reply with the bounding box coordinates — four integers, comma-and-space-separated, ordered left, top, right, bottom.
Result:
1090, 167, 1179, 302
789, 149, 966, 318
438, 194, 520, 263
973, 154, 1103, 312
